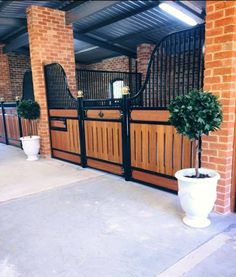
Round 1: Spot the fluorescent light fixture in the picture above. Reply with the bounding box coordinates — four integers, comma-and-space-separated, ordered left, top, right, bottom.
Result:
159, 3, 197, 26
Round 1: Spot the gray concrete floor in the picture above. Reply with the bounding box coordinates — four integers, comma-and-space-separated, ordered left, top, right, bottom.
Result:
0, 144, 236, 277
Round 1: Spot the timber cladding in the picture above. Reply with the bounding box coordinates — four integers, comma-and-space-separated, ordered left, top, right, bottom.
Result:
85, 120, 122, 164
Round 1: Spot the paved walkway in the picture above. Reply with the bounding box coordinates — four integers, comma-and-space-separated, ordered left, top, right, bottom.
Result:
0, 144, 236, 277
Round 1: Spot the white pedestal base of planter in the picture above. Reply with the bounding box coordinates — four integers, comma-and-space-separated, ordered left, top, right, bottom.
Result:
183, 216, 211, 228
20, 136, 40, 161
175, 168, 220, 228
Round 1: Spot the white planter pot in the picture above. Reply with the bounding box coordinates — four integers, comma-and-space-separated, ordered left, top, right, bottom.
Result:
20, 136, 40, 161
175, 168, 220, 228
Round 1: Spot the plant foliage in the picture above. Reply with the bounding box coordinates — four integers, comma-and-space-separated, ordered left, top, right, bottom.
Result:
168, 90, 222, 140
168, 90, 222, 177
17, 100, 40, 137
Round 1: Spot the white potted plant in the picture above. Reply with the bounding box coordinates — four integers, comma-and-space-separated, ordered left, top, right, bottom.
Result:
17, 99, 40, 161
168, 90, 223, 228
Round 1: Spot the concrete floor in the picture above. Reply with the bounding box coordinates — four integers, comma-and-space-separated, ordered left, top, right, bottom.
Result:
0, 144, 236, 277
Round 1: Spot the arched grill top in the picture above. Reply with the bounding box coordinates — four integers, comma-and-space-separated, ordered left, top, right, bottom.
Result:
44, 63, 77, 109
22, 70, 34, 101
131, 24, 205, 108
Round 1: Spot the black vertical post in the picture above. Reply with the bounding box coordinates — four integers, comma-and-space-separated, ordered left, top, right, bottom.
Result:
122, 88, 131, 181
77, 92, 87, 168
1, 100, 8, 145
16, 99, 23, 141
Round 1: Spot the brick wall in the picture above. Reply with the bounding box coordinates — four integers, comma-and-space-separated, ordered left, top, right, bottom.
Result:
27, 5, 77, 156
203, 0, 236, 213
137, 44, 154, 82
8, 53, 31, 100
77, 56, 135, 72
0, 45, 12, 101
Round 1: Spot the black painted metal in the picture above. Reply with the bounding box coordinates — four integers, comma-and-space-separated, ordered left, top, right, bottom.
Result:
22, 70, 34, 100
16, 100, 23, 142
77, 69, 142, 100
1, 101, 9, 144
77, 96, 87, 168
130, 24, 205, 108
121, 94, 131, 180
44, 63, 77, 109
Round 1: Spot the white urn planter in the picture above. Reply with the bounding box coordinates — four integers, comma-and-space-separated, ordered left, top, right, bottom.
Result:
20, 136, 40, 161
175, 168, 220, 228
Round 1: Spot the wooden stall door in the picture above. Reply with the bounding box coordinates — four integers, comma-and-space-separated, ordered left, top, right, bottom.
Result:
84, 109, 123, 175
130, 110, 194, 191
49, 109, 81, 164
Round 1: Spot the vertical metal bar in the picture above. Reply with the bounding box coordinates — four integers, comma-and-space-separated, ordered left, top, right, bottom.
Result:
197, 27, 202, 90
156, 50, 159, 107
160, 42, 164, 107
152, 52, 155, 107
1, 101, 8, 145
16, 100, 23, 143
164, 39, 168, 107
182, 32, 186, 95
177, 33, 181, 96
168, 36, 172, 105
77, 95, 87, 167
173, 33, 177, 99
192, 28, 196, 89
187, 29, 191, 92
122, 93, 131, 180
201, 26, 205, 89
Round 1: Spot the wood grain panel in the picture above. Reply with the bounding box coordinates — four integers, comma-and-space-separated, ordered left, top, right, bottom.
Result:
50, 119, 66, 129
52, 150, 81, 164
87, 158, 122, 175
49, 109, 77, 118
85, 121, 122, 164
132, 170, 177, 191
131, 110, 169, 121
86, 109, 121, 120
131, 123, 193, 177
51, 119, 80, 154
21, 119, 38, 137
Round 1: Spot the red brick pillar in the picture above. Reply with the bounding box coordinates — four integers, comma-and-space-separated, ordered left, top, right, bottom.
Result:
203, 1, 236, 213
0, 44, 12, 101
137, 44, 154, 82
27, 6, 77, 156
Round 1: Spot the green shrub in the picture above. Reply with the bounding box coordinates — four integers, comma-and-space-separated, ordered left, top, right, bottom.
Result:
17, 100, 40, 137
168, 90, 222, 177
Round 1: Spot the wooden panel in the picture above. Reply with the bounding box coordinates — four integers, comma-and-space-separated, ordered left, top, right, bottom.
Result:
51, 119, 80, 154
85, 121, 122, 164
131, 123, 193, 177
50, 119, 66, 129
132, 170, 177, 191
0, 113, 4, 138
49, 109, 77, 118
87, 158, 123, 175
86, 109, 121, 120
21, 119, 38, 137
131, 110, 169, 122
6, 113, 19, 140
52, 149, 81, 164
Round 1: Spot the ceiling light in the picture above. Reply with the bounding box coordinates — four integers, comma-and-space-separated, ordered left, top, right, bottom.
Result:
159, 3, 198, 26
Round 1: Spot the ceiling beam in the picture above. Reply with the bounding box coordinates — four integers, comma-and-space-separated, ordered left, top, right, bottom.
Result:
3, 33, 28, 53
79, 1, 160, 34
66, 0, 120, 25
0, 0, 13, 11
0, 17, 26, 26
75, 46, 99, 55
74, 33, 136, 58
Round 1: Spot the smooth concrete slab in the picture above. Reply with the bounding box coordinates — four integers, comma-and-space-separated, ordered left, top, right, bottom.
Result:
0, 144, 236, 277
0, 144, 104, 202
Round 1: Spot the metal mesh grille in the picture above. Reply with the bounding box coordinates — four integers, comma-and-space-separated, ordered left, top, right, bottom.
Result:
44, 63, 77, 109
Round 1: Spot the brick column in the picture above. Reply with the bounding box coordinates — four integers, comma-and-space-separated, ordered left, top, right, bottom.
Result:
27, 6, 77, 156
137, 44, 154, 82
0, 44, 12, 101
203, 1, 236, 213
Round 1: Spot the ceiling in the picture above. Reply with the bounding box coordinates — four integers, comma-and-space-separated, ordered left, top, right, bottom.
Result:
0, 0, 205, 64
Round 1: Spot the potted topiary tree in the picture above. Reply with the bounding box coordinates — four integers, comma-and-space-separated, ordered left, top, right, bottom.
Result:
168, 90, 223, 228
17, 99, 40, 161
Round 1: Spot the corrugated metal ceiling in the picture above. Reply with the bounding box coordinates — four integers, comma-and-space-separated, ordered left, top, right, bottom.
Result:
0, 0, 205, 64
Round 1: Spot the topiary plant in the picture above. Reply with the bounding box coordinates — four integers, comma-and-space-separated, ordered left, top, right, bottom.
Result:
168, 90, 223, 178
17, 99, 40, 138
